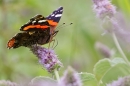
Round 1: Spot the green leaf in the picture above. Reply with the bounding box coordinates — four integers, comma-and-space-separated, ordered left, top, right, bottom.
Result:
30, 76, 57, 86
93, 59, 111, 81
102, 63, 130, 84
110, 58, 126, 66
93, 58, 128, 81
79, 72, 97, 86
93, 57, 130, 85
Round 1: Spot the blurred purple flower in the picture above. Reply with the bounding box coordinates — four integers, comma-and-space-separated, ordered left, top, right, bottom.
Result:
107, 76, 130, 86
29, 76, 58, 86
92, 0, 130, 48
30, 45, 63, 73
93, 0, 116, 19
95, 42, 113, 58
0, 80, 18, 86
59, 66, 82, 86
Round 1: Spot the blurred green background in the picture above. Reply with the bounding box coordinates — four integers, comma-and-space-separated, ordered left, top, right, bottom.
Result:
0, 0, 130, 82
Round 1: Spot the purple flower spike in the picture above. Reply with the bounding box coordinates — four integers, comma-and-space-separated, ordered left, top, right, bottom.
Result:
30, 45, 63, 73
95, 42, 113, 58
93, 0, 116, 19
59, 66, 82, 86
0, 80, 18, 86
107, 76, 130, 86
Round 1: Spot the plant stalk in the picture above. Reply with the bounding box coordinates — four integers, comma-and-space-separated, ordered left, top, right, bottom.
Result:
54, 69, 60, 82
112, 32, 130, 66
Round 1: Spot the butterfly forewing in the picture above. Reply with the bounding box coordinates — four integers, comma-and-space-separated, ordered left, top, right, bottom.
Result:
20, 15, 50, 31
46, 6, 63, 27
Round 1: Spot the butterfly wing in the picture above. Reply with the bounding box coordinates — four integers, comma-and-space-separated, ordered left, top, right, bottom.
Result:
46, 6, 63, 28
20, 15, 50, 31
20, 7, 63, 31
7, 30, 51, 49
7, 32, 31, 49
7, 7, 63, 49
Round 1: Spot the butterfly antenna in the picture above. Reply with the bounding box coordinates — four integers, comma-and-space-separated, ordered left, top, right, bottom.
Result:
56, 23, 65, 30
56, 23, 73, 30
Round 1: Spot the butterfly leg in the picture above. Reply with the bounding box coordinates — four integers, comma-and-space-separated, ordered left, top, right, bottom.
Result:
48, 30, 59, 49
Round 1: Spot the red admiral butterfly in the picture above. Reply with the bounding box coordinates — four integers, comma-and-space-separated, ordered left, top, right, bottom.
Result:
7, 6, 63, 49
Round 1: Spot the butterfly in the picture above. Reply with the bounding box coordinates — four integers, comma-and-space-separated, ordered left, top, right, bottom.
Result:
7, 6, 63, 49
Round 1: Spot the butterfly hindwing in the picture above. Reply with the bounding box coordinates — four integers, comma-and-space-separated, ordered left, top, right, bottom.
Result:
7, 30, 51, 49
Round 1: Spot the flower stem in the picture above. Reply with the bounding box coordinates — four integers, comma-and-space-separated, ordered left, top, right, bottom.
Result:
54, 69, 60, 81
112, 32, 130, 66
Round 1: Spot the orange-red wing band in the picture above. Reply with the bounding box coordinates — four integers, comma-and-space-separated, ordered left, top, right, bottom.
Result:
7, 38, 15, 49
23, 25, 50, 31
47, 20, 58, 27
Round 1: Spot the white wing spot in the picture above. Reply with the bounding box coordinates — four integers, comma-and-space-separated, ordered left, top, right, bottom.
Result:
32, 20, 36, 24
55, 14, 62, 17
51, 14, 55, 16
38, 20, 47, 23
60, 10, 63, 12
